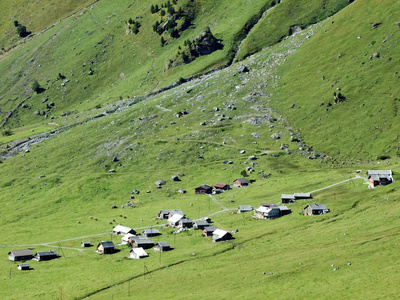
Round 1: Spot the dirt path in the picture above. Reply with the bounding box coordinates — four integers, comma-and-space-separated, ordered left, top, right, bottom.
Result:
308, 175, 365, 194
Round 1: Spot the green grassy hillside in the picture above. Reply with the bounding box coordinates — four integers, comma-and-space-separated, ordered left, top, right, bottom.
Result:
1, 0, 400, 299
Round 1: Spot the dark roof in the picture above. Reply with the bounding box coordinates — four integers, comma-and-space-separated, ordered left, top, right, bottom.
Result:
367, 170, 392, 176
143, 229, 160, 235
204, 226, 217, 232
194, 220, 209, 226
197, 184, 212, 190
180, 218, 193, 223
35, 250, 57, 257
261, 203, 277, 207
18, 263, 31, 268
135, 238, 154, 245
99, 241, 115, 249
234, 178, 250, 184
156, 242, 170, 248
214, 183, 228, 188
238, 205, 253, 211
9, 249, 33, 257
305, 204, 329, 210
294, 193, 312, 199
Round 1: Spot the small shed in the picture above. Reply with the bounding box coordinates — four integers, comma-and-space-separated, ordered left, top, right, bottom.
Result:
294, 193, 313, 200
18, 263, 31, 270
143, 229, 161, 237
238, 205, 253, 213
97, 241, 115, 254
81, 241, 92, 247
154, 242, 171, 252
157, 210, 171, 219
261, 203, 277, 208
193, 220, 209, 230
254, 206, 281, 219
212, 229, 233, 242
168, 209, 184, 218
303, 204, 330, 216
281, 194, 295, 203
178, 218, 193, 229
195, 184, 213, 194
168, 213, 184, 227
33, 250, 58, 261
233, 178, 250, 187
131, 238, 154, 249
129, 247, 148, 259
367, 170, 393, 188
158, 209, 184, 219
112, 225, 136, 235
203, 226, 217, 236
214, 183, 229, 190
8, 249, 33, 261
277, 206, 292, 216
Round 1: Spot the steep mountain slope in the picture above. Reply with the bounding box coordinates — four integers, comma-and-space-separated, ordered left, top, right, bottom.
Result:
1, 0, 400, 299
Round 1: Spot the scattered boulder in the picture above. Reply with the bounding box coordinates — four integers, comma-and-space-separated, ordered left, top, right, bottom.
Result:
248, 156, 257, 161
171, 175, 181, 181
252, 132, 260, 138
155, 180, 166, 187
238, 65, 249, 73
109, 169, 116, 173
133, 189, 140, 194
271, 133, 281, 139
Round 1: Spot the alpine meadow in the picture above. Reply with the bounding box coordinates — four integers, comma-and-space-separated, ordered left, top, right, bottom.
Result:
1, 0, 400, 299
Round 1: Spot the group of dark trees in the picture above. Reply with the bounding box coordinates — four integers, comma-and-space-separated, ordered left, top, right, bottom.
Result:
127, 18, 141, 35
14, 20, 30, 38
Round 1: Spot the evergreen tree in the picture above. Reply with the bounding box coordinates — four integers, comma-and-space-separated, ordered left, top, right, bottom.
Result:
17, 25, 28, 37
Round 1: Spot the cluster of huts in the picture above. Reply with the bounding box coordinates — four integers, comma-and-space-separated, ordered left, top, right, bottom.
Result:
157, 209, 233, 242
237, 192, 331, 219
8, 170, 393, 268
195, 178, 251, 194
8, 249, 59, 270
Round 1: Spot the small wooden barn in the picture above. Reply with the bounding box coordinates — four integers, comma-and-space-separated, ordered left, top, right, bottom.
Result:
303, 204, 330, 216
203, 226, 217, 236
8, 249, 33, 261
212, 229, 233, 242
33, 250, 58, 261
97, 241, 115, 254
281, 194, 295, 203
214, 183, 229, 190
233, 178, 250, 187
81, 241, 92, 248
131, 238, 154, 249
112, 225, 136, 235
18, 263, 31, 270
129, 247, 148, 259
294, 193, 313, 200
367, 170, 393, 188
193, 220, 209, 230
157, 209, 184, 219
277, 206, 292, 216
195, 184, 213, 194
154, 242, 171, 252
178, 218, 193, 229
142, 229, 161, 237
238, 205, 253, 213
254, 206, 281, 219
168, 213, 184, 227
